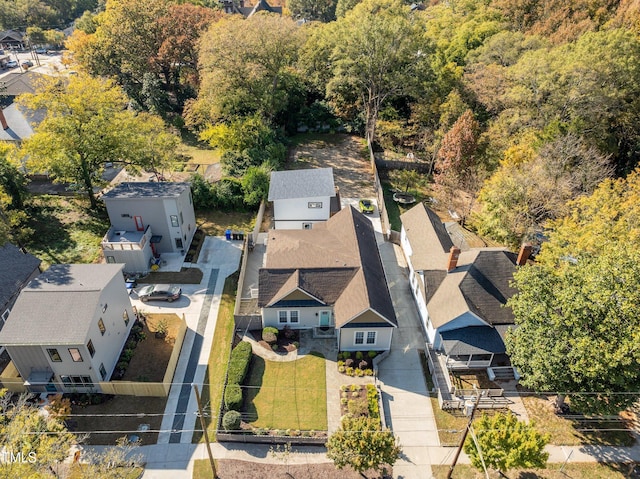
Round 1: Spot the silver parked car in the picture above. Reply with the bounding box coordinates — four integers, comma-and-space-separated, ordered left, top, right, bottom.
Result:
137, 284, 181, 302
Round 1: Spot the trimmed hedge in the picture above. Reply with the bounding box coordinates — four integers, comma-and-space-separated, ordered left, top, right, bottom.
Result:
222, 410, 242, 430
227, 341, 252, 385
224, 383, 243, 411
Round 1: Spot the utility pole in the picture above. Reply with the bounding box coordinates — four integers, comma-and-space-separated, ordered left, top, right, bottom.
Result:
446, 391, 483, 479
193, 384, 217, 479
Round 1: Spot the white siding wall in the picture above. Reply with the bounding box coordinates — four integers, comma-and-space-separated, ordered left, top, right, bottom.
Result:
273, 196, 331, 229
339, 328, 393, 352
262, 306, 332, 329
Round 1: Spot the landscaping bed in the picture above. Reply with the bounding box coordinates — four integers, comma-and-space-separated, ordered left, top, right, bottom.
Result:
195, 459, 391, 479
116, 314, 183, 382
185, 228, 206, 263
252, 327, 299, 354
69, 394, 166, 445
339, 383, 381, 420
431, 462, 640, 479
337, 350, 378, 377
137, 266, 203, 285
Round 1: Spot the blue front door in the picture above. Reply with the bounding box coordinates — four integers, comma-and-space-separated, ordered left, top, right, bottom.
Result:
319, 311, 331, 327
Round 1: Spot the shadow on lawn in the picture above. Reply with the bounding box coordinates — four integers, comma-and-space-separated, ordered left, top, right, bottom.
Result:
243, 355, 265, 424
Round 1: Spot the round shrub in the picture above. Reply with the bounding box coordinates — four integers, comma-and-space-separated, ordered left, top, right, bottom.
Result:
355, 368, 365, 377
350, 384, 360, 392
344, 358, 354, 368
364, 368, 374, 376
222, 410, 241, 431
368, 350, 377, 359
340, 384, 348, 392
355, 351, 364, 360
224, 383, 243, 411
345, 367, 354, 376
263, 326, 279, 344
337, 360, 345, 368
351, 391, 359, 398
293, 341, 299, 349
338, 365, 346, 373
359, 360, 368, 370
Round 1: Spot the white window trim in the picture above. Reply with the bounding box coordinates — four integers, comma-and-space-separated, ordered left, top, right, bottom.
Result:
354, 331, 377, 346
1, 309, 9, 323
277, 310, 300, 324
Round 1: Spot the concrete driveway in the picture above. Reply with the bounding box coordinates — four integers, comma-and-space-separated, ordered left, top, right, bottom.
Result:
377, 241, 440, 479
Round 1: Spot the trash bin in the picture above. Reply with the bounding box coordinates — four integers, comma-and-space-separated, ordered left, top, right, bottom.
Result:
238, 232, 244, 241
225, 229, 232, 240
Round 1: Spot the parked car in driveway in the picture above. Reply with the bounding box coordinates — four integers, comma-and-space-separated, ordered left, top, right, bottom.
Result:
359, 198, 375, 214
137, 284, 181, 302
5, 60, 17, 68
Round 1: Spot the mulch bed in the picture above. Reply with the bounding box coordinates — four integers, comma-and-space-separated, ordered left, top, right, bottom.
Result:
216, 459, 391, 479
252, 328, 300, 354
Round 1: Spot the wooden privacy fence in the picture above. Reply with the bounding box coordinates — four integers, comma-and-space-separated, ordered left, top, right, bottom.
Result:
99, 316, 188, 397
367, 135, 391, 238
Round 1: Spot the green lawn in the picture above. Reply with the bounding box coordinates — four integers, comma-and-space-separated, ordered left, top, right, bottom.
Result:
192, 459, 217, 479
193, 272, 239, 443
432, 462, 639, 478
177, 143, 221, 170
244, 353, 327, 431
24, 195, 109, 269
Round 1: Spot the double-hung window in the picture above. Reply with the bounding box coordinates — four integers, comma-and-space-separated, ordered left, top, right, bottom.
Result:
278, 310, 299, 324
354, 331, 377, 346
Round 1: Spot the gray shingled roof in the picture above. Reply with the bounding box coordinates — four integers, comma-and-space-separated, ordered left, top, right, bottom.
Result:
0, 243, 40, 309
102, 182, 190, 199
400, 203, 454, 271
259, 206, 397, 328
440, 326, 506, 356
0, 264, 124, 345
268, 168, 335, 201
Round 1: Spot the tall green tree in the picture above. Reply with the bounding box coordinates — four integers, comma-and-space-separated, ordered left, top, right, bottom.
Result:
464, 413, 549, 475
190, 13, 306, 127
17, 73, 178, 208
506, 170, 640, 414
307, 0, 429, 142
326, 415, 401, 476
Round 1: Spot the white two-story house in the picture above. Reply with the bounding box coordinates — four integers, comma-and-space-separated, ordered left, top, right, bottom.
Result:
268, 168, 341, 229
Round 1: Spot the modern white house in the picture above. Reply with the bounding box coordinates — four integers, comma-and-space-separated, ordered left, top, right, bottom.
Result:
400, 203, 528, 372
101, 182, 196, 274
268, 168, 341, 229
0, 243, 41, 336
258, 206, 397, 351
0, 264, 135, 393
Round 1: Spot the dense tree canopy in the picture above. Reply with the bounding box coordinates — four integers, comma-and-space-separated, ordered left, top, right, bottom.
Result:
506, 169, 640, 414
17, 73, 178, 208
67, 0, 218, 111
190, 13, 306, 128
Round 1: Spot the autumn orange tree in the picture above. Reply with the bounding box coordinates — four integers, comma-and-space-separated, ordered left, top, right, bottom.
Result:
434, 109, 484, 225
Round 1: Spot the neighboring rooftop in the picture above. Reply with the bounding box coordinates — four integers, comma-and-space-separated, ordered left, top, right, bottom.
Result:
102, 182, 191, 199
0, 264, 125, 345
426, 249, 517, 330
0, 103, 41, 142
259, 206, 397, 328
268, 168, 335, 201
400, 202, 454, 271
0, 243, 41, 308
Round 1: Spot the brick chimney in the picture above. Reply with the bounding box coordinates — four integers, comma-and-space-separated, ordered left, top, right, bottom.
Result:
447, 246, 461, 272
0, 108, 8, 130
517, 243, 533, 266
